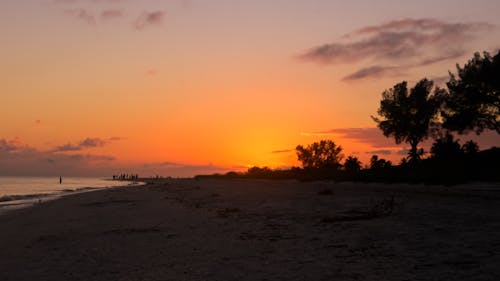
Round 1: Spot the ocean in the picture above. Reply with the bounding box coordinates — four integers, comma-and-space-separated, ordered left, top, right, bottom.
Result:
0, 177, 139, 214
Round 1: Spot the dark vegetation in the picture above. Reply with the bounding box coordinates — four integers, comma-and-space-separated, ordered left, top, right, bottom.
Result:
197, 51, 500, 184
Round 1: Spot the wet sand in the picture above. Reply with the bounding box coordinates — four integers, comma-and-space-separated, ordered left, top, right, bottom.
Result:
1, 179, 499, 281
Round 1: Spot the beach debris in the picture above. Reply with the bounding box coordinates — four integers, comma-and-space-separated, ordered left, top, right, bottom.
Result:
321, 196, 397, 223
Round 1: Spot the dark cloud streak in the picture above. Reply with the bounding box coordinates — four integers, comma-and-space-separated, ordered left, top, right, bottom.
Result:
368, 150, 393, 155
342, 50, 466, 81
342, 65, 404, 81
134, 11, 165, 30
271, 149, 293, 154
53, 137, 119, 152
298, 18, 494, 80
316, 128, 397, 148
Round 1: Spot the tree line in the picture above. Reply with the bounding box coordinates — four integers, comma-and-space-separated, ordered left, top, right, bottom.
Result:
373, 51, 499, 163
196, 51, 499, 184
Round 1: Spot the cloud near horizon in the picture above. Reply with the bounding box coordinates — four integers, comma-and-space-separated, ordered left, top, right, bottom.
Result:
53, 137, 113, 152
271, 149, 293, 154
140, 161, 231, 178
367, 149, 393, 155
304, 127, 500, 158
0, 137, 117, 177
1, 136, 233, 177
1, 137, 233, 177
316, 128, 397, 148
0, 138, 25, 152
298, 18, 494, 81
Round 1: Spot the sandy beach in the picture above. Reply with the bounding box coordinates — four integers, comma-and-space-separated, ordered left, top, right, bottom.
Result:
1, 179, 500, 281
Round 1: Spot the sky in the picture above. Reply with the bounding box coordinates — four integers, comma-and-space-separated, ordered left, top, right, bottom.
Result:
1, 0, 500, 177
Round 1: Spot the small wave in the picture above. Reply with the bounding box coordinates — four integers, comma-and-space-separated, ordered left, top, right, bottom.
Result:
0, 193, 50, 202
60, 187, 97, 193
75, 187, 98, 191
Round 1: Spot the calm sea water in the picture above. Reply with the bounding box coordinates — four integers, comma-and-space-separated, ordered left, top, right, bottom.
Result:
0, 177, 138, 213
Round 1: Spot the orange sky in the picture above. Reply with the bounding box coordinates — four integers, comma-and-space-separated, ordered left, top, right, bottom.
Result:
1, 0, 500, 176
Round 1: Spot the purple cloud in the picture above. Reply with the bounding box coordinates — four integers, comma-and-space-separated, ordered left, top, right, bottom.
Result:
80, 137, 107, 147
342, 51, 467, 81
55, 143, 81, 152
0, 138, 116, 176
416, 50, 467, 67
342, 65, 404, 81
1, 137, 235, 177
134, 11, 165, 30
368, 150, 393, 155
309, 127, 500, 153
84, 154, 116, 161
0, 138, 25, 152
306, 128, 398, 148
300, 18, 492, 64
298, 18, 494, 80
53, 137, 116, 152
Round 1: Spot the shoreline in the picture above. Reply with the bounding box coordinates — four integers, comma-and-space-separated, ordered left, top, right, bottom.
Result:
0, 180, 144, 215
1, 179, 500, 280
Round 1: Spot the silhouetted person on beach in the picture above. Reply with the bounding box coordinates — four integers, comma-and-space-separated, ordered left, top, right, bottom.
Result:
59, 176, 62, 184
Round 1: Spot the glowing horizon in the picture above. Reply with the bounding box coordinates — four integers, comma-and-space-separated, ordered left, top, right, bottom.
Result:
2, 0, 500, 177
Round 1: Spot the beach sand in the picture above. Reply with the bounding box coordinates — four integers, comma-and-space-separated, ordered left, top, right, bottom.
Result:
1, 179, 500, 281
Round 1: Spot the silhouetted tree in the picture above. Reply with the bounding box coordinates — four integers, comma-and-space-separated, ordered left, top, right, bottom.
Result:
462, 140, 479, 155
373, 79, 444, 162
399, 157, 409, 166
442, 51, 500, 134
430, 133, 463, 160
246, 166, 273, 178
369, 155, 392, 170
296, 140, 343, 169
344, 155, 361, 173
225, 171, 240, 178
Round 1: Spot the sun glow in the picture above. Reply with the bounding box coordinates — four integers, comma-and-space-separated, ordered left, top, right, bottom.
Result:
2, 1, 499, 176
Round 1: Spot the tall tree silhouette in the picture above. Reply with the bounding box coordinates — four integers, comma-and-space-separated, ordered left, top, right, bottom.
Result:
430, 133, 463, 160
462, 140, 479, 155
344, 155, 362, 173
443, 51, 500, 134
373, 79, 443, 162
296, 140, 343, 169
